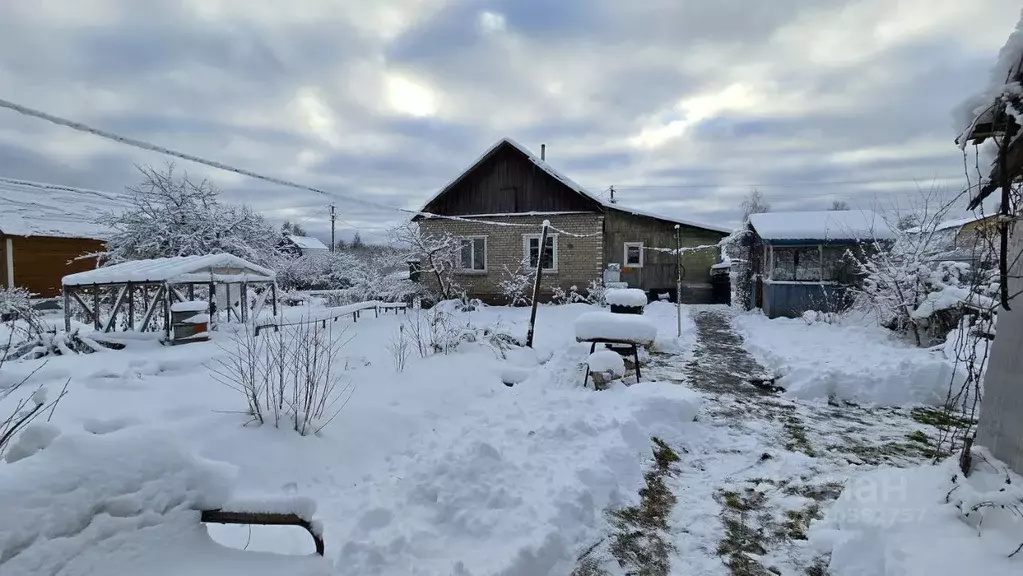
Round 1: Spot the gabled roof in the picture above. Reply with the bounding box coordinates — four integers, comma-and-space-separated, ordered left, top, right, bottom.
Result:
418, 138, 604, 214
418, 138, 730, 234
749, 211, 896, 243
285, 234, 329, 251
62, 254, 275, 286
0, 177, 130, 240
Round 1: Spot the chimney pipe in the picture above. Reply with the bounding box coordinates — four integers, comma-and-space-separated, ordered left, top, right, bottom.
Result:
540, 144, 546, 161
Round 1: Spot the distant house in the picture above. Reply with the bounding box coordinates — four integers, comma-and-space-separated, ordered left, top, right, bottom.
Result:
0, 178, 127, 299
279, 234, 329, 257
907, 214, 1000, 264
741, 210, 895, 318
413, 138, 731, 303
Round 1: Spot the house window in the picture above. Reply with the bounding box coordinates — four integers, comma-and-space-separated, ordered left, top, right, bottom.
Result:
624, 242, 644, 268
771, 246, 822, 281
523, 234, 557, 271
459, 237, 487, 271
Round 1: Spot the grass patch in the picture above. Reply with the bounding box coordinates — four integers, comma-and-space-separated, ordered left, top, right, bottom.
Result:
906, 430, 930, 445
783, 417, 817, 457
777, 503, 822, 541
580, 437, 681, 576
805, 555, 830, 576
910, 407, 976, 429
715, 488, 777, 576
784, 482, 844, 502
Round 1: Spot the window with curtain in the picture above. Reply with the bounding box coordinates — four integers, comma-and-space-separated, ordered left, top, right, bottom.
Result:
459, 237, 486, 271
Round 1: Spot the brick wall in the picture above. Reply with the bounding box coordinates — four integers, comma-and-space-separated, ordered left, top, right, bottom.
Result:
418, 213, 604, 303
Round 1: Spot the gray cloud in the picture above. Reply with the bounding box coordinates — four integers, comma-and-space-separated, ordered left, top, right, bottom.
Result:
0, 0, 1020, 243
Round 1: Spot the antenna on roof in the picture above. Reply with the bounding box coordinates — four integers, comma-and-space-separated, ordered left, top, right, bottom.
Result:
540, 144, 546, 161
609, 185, 616, 204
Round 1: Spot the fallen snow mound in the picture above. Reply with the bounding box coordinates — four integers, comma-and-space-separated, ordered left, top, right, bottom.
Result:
734, 313, 955, 406
574, 312, 657, 344
0, 428, 332, 576
809, 454, 1022, 576
604, 288, 648, 307
588, 350, 626, 377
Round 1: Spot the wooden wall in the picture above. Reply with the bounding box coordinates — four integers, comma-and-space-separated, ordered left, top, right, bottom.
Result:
422, 143, 599, 215
603, 209, 727, 296
7, 235, 105, 298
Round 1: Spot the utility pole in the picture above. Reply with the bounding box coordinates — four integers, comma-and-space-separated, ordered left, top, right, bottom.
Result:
675, 225, 682, 337
329, 204, 336, 252
526, 220, 550, 348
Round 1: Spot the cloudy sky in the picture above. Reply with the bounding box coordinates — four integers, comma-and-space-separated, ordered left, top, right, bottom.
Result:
0, 0, 1020, 243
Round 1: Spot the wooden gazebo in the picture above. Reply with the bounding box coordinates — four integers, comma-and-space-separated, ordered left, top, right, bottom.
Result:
61, 254, 278, 337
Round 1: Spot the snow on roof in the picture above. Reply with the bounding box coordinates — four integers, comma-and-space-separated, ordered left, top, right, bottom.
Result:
418, 138, 730, 234
748, 211, 896, 243
954, 8, 1023, 139
0, 176, 130, 240
63, 254, 275, 286
904, 214, 994, 234
286, 235, 328, 251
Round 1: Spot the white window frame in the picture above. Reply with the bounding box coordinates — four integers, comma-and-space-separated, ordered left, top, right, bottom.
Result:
623, 242, 644, 268
458, 236, 488, 273
522, 233, 558, 272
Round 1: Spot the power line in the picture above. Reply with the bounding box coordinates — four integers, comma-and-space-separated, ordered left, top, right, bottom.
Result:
589, 175, 969, 191
0, 97, 544, 230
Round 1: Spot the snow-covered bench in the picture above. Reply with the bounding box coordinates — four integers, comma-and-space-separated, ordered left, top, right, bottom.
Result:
375, 302, 409, 315
255, 300, 383, 335
0, 429, 332, 575
574, 311, 657, 384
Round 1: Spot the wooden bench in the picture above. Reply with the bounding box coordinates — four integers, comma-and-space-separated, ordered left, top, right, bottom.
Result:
376, 302, 409, 315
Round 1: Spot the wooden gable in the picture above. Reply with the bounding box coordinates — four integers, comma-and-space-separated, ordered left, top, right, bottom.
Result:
421, 141, 602, 216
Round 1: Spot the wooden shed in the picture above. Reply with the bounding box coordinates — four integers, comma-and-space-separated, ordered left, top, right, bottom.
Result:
0, 177, 128, 299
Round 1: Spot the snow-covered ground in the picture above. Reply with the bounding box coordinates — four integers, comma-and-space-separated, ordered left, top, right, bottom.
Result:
0, 301, 699, 576
2, 301, 1019, 575
734, 311, 957, 406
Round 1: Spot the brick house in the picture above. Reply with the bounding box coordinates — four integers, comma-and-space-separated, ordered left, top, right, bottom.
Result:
413, 138, 731, 303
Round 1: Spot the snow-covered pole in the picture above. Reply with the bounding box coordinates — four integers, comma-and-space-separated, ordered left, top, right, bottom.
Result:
525, 220, 550, 348
675, 225, 682, 338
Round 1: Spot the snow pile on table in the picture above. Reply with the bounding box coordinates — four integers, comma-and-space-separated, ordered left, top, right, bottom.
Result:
604, 288, 648, 308
587, 350, 626, 377
574, 312, 657, 344
809, 453, 1022, 576
0, 428, 332, 576
734, 313, 955, 406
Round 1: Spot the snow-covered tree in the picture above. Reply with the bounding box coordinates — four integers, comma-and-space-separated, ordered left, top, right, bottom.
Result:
389, 222, 462, 301
281, 220, 308, 237
850, 196, 996, 346
740, 188, 770, 221
100, 164, 281, 267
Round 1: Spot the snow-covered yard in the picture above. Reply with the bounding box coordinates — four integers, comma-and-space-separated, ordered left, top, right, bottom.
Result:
1, 302, 1019, 575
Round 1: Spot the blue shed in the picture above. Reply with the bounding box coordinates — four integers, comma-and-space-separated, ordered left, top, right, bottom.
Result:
744, 211, 895, 318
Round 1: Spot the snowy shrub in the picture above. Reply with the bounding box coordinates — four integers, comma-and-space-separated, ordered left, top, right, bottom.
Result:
0, 368, 68, 461
210, 322, 354, 436
100, 163, 282, 267
584, 279, 608, 306
552, 284, 593, 305
387, 325, 413, 372
498, 259, 534, 306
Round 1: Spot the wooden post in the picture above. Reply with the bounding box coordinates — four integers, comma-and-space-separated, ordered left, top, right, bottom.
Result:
224, 283, 232, 322
270, 283, 278, 317
63, 287, 71, 332
241, 282, 248, 323
675, 224, 682, 338
127, 283, 135, 331
163, 283, 173, 341
208, 282, 216, 327
525, 220, 550, 348
92, 284, 101, 331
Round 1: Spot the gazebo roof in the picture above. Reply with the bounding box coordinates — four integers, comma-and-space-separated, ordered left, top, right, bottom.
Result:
62, 254, 275, 286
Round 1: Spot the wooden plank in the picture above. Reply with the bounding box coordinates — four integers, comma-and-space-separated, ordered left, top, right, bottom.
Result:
200, 510, 324, 556
138, 286, 165, 332
102, 285, 129, 332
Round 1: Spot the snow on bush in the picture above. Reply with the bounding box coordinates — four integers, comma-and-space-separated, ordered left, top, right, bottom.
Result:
588, 350, 626, 377
574, 312, 658, 344
389, 222, 463, 301
809, 452, 1022, 575
210, 322, 355, 435
604, 288, 648, 308
735, 313, 957, 406
100, 164, 281, 267
498, 259, 535, 306
3, 422, 60, 464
